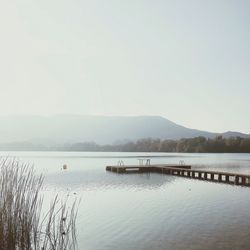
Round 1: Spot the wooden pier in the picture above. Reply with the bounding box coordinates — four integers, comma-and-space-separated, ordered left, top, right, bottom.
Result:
106, 164, 250, 187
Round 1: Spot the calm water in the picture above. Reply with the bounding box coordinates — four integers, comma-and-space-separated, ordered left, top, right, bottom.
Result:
2, 152, 250, 250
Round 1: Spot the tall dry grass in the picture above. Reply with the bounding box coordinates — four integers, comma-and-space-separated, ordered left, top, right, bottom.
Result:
0, 158, 78, 250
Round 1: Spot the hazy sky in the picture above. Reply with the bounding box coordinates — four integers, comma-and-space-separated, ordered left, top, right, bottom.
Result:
0, 0, 249, 133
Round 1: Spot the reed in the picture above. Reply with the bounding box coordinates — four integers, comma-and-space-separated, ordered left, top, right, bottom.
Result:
0, 158, 78, 250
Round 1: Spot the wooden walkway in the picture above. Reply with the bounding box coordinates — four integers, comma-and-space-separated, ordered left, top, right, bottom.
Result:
106, 164, 250, 187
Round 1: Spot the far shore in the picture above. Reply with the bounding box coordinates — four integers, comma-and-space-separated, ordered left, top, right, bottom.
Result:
0, 136, 250, 153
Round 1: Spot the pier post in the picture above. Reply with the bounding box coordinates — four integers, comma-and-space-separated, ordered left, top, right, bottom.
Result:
242, 177, 246, 185
210, 173, 214, 180
225, 175, 229, 183
247, 178, 250, 186
204, 173, 207, 180
198, 172, 202, 179
192, 171, 196, 178
218, 174, 222, 182
235, 176, 239, 185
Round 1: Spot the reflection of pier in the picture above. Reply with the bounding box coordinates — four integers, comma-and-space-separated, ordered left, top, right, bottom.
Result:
106, 164, 250, 187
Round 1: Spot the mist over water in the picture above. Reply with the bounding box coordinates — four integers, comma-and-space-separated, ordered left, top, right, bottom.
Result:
1, 152, 250, 250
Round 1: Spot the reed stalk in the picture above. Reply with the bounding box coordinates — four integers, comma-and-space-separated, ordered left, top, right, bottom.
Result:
0, 158, 78, 250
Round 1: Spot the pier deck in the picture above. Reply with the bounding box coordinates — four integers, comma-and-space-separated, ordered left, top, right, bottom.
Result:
106, 164, 250, 187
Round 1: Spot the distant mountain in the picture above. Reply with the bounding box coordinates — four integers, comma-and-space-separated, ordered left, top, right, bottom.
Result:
0, 115, 249, 145
220, 131, 250, 138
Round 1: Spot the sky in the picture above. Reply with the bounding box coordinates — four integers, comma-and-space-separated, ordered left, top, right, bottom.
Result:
0, 0, 249, 133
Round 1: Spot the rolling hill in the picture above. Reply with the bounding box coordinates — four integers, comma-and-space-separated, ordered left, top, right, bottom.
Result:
0, 115, 249, 146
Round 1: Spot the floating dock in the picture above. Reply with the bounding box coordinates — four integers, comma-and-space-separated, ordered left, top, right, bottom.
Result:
106, 164, 250, 187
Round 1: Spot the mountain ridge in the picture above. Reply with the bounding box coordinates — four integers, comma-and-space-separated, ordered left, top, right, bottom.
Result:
0, 115, 249, 145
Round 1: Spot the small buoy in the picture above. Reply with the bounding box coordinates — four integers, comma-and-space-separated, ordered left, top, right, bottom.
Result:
63, 164, 68, 170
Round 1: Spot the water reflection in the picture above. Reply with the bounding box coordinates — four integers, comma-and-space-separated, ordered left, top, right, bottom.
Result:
45, 170, 177, 191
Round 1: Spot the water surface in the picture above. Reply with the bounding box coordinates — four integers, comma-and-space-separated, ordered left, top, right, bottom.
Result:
1, 152, 250, 250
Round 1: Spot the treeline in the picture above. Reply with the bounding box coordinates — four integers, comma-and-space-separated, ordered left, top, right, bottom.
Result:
64, 136, 250, 153
1, 136, 250, 153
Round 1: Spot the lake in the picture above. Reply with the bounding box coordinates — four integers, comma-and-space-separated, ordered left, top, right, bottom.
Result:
1, 152, 250, 250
